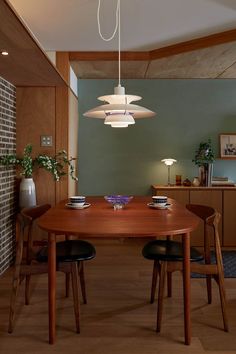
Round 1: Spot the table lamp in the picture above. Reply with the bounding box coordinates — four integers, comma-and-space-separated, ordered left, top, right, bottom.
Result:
161, 158, 177, 186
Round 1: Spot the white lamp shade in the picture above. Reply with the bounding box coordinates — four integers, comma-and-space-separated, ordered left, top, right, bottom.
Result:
104, 113, 135, 128
98, 94, 142, 104
84, 103, 156, 119
161, 158, 177, 166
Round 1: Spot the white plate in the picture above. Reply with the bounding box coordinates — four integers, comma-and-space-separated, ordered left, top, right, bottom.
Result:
66, 202, 91, 210
147, 202, 171, 210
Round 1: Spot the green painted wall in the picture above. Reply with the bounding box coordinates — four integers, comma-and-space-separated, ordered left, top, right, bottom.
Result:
78, 79, 236, 196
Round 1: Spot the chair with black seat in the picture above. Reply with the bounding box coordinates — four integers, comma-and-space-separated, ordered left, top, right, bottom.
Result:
142, 204, 228, 333
8, 204, 96, 334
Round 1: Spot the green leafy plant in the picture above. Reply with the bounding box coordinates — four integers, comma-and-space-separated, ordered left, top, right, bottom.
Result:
193, 139, 215, 166
0, 144, 78, 181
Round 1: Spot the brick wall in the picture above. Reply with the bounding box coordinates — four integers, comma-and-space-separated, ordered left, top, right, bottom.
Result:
0, 76, 17, 275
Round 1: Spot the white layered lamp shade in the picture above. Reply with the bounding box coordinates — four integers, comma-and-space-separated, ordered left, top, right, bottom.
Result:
83, 85, 155, 127
161, 158, 177, 166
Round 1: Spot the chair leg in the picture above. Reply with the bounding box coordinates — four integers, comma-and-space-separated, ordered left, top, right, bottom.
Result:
156, 261, 167, 333
25, 275, 31, 305
206, 276, 212, 304
204, 224, 212, 304
167, 272, 172, 297
166, 235, 173, 298
71, 262, 80, 333
65, 273, 70, 298
79, 262, 87, 304
217, 272, 229, 332
150, 260, 159, 304
8, 267, 21, 333
214, 227, 228, 332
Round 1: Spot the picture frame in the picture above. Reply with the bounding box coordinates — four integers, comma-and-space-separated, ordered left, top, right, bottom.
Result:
220, 134, 236, 158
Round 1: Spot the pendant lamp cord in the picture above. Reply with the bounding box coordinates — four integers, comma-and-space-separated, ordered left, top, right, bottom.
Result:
97, 0, 121, 86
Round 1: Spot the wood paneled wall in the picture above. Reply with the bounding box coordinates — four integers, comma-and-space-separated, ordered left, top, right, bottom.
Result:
16, 52, 79, 210
68, 90, 79, 197
16, 87, 56, 207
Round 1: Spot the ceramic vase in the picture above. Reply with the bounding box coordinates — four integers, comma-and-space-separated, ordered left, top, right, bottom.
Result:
19, 177, 36, 208
192, 177, 200, 187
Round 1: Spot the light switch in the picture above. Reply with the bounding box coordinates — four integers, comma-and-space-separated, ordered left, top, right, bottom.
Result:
40, 135, 53, 147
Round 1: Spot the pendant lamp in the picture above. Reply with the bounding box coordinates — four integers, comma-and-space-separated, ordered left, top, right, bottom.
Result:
83, 0, 155, 128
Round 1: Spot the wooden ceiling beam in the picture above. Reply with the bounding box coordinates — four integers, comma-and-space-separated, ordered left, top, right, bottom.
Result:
0, 0, 67, 86
69, 29, 236, 63
150, 28, 236, 60
69, 51, 150, 61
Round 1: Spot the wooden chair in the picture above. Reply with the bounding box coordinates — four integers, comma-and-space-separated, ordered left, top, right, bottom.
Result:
8, 204, 96, 334
142, 204, 228, 333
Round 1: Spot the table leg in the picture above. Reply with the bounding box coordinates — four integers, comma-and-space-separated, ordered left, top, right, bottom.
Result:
182, 232, 191, 345
48, 233, 56, 344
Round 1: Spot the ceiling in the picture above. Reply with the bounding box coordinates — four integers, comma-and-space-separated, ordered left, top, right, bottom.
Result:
8, 0, 236, 78
0, 0, 66, 86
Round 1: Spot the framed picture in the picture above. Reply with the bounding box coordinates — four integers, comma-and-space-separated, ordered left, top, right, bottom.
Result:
220, 134, 236, 158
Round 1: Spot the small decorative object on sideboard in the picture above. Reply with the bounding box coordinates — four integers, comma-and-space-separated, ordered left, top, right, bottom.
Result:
192, 177, 200, 187
0, 144, 78, 208
175, 175, 182, 186
192, 139, 214, 186
183, 178, 192, 186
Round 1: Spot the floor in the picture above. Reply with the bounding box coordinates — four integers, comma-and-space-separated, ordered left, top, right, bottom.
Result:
0, 239, 236, 354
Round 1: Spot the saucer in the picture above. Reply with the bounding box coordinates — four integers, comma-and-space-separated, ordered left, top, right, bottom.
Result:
147, 202, 171, 210
66, 202, 91, 210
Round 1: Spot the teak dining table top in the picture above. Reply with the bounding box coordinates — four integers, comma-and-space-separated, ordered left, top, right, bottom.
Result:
38, 196, 199, 345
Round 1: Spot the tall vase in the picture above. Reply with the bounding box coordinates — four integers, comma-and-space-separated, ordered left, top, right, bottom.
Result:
199, 164, 213, 187
19, 177, 36, 208
199, 165, 206, 186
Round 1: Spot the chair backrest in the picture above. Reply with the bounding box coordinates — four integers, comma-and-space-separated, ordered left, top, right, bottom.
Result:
186, 204, 222, 264
186, 204, 215, 222
17, 204, 51, 264
186, 203, 221, 230
21, 204, 51, 222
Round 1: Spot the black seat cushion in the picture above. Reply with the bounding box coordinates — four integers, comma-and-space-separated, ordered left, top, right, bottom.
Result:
142, 240, 204, 262
37, 240, 96, 263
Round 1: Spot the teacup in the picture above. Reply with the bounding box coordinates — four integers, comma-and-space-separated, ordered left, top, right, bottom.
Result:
152, 195, 168, 207
70, 196, 86, 207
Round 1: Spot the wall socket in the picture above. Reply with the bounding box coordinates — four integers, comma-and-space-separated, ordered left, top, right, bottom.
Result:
40, 135, 53, 147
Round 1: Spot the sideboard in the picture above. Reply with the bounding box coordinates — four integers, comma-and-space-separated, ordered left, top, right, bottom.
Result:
152, 185, 236, 247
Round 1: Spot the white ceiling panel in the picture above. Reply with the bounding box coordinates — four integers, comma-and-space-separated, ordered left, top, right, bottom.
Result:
9, 0, 236, 51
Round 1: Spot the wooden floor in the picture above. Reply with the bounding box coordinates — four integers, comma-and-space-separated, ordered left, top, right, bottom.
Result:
0, 239, 236, 354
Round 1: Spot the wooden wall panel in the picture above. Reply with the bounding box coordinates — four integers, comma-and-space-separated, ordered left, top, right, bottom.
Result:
16, 87, 56, 207
223, 190, 236, 246
56, 52, 70, 84
68, 90, 79, 197
55, 52, 71, 203
55, 86, 69, 203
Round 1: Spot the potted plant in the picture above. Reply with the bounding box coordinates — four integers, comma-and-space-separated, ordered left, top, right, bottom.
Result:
192, 139, 214, 186
0, 144, 78, 207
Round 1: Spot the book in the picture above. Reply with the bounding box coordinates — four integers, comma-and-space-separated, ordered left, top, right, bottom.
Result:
212, 176, 229, 181
211, 180, 235, 186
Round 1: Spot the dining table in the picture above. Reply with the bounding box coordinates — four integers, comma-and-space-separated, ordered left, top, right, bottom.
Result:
38, 196, 199, 345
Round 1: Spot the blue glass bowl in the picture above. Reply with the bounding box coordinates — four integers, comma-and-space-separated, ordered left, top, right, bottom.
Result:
104, 195, 133, 209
